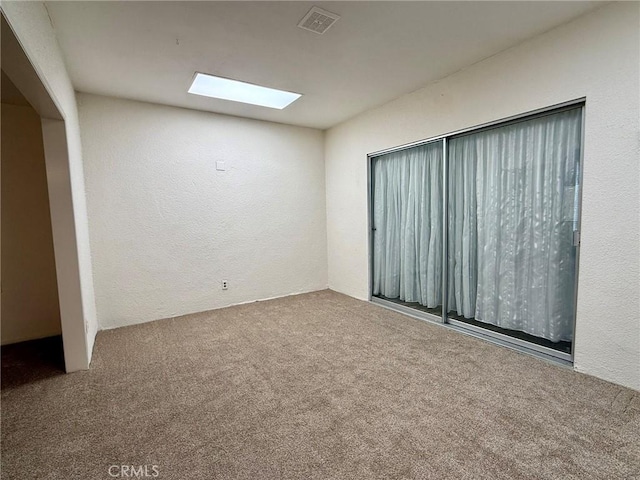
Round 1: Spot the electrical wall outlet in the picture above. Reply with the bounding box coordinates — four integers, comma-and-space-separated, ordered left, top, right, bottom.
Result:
221, 280, 228, 290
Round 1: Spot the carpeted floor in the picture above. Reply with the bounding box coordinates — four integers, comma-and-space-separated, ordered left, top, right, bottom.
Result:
2, 290, 639, 479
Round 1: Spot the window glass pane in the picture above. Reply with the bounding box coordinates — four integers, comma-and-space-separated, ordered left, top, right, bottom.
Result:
372, 140, 443, 316
447, 108, 582, 350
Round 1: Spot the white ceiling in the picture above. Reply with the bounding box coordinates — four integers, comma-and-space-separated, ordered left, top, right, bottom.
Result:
46, 1, 603, 130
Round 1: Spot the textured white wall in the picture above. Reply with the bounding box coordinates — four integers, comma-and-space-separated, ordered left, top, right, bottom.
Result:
78, 94, 328, 329
325, 3, 640, 390
1, 1, 98, 370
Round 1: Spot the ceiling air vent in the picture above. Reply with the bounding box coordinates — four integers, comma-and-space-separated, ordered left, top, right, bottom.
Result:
297, 6, 340, 35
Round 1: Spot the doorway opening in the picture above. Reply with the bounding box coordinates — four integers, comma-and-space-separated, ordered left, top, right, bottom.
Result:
1, 65, 65, 380
1, 12, 90, 373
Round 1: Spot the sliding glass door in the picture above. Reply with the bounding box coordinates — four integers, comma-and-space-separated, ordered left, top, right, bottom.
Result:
372, 140, 444, 317
370, 103, 583, 360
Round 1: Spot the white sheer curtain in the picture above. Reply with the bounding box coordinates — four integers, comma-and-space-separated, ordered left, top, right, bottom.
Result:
447, 108, 582, 342
372, 141, 443, 308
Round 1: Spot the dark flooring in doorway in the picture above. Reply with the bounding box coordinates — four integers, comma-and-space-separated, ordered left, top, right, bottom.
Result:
1, 290, 639, 479
1, 335, 65, 388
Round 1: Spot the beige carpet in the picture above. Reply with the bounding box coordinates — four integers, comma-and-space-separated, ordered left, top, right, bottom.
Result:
2, 290, 639, 479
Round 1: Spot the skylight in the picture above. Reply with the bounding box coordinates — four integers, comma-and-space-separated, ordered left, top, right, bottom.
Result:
188, 73, 301, 110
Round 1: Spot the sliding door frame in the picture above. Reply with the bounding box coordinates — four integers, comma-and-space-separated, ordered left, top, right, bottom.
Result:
368, 98, 586, 365
368, 138, 446, 325
441, 137, 449, 325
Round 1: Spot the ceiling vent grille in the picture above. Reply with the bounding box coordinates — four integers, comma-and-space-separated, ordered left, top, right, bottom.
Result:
297, 6, 340, 35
